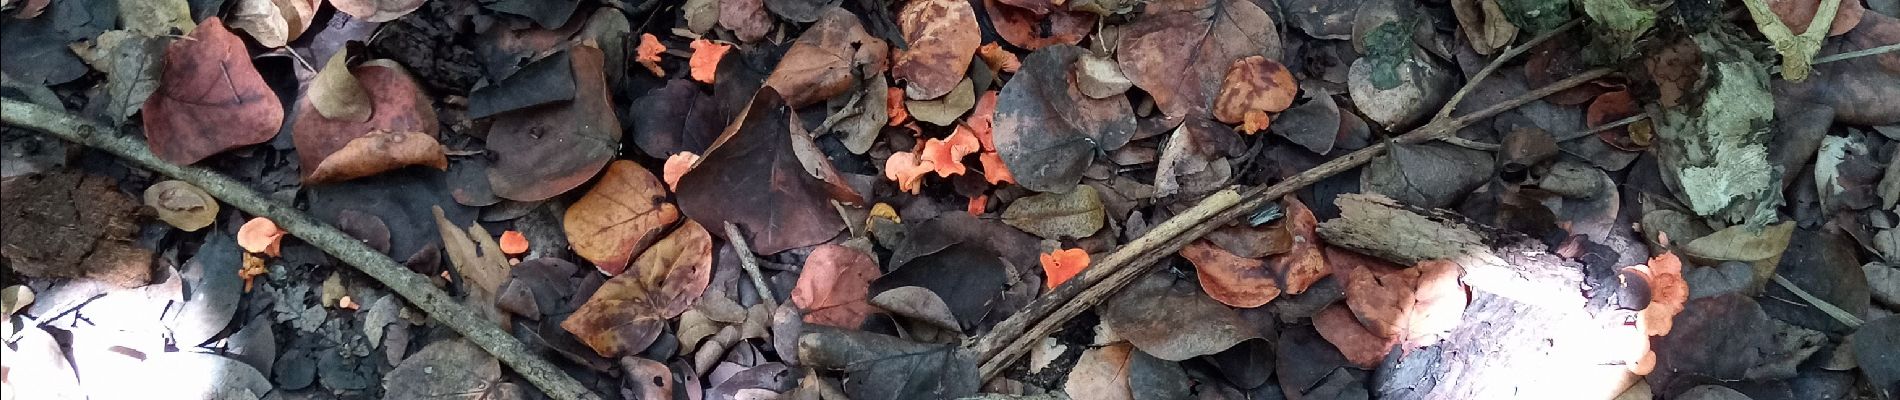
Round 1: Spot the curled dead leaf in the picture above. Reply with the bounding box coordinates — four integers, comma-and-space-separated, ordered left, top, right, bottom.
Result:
1180, 240, 1279, 308
1116, 0, 1281, 119
143, 180, 217, 232
1267, 196, 1330, 295
307, 50, 372, 122
564, 160, 682, 276
765, 7, 888, 107
305, 130, 447, 183
562, 220, 714, 357
487, 45, 621, 202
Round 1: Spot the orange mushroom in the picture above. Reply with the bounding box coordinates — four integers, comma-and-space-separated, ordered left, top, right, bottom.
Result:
499, 230, 529, 257
662, 151, 699, 191
688, 38, 731, 84
885, 152, 934, 194
238, 217, 286, 257
1040, 248, 1090, 289
636, 33, 666, 77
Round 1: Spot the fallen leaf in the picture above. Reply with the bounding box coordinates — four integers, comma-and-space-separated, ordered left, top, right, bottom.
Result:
1361, 142, 1497, 209
1039, 248, 1089, 289
1213, 56, 1299, 134
1001, 184, 1105, 239
1312, 303, 1396, 368
433, 205, 511, 324
976, 43, 1021, 74
791, 244, 882, 328
1099, 271, 1260, 360
564, 160, 682, 276
663, 152, 700, 191
1066, 343, 1135, 400
872, 242, 1011, 329
1268, 90, 1342, 155
1406, 259, 1466, 346
984, 0, 1096, 51
384, 339, 522, 400
620, 357, 675, 400
691, 39, 732, 84
498, 230, 528, 257
1116, 0, 1281, 119
1680, 221, 1794, 271
892, 0, 981, 100
332, 0, 425, 22
238, 217, 285, 257
1453, 0, 1519, 54
868, 286, 961, 331
637, 33, 667, 77
1179, 241, 1278, 308
293, 60, 442, 183
563, 220, 715, 357
1869, 263, 1900, 308
486, 45, 621, 202
141, 18, 284, 165
307, 50, 373, 122
336, 210, 391, 254
1074, 53, 1132, 99
228, 0, 320, 48
906, 78, 976, 126
676, 89, 863, 254
720, 0, 774, 42
765, 0, 839, 22
1204, 223, 1293, 259
1850, 315, 1900, 400
69, 31, 165, 124
630, 79, 723, 158
143, 180, 217, 232
117, 0, 192, 36
1767, 0, 1863, 36
1653, 28, 1781, 228
807, 329, 981, 400
765, 7, 887, 107
993, 44, 1137, 192
483, 0, 581, 29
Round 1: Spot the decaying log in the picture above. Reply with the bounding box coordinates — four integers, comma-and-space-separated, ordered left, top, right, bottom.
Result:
1319, 194, 1638, 400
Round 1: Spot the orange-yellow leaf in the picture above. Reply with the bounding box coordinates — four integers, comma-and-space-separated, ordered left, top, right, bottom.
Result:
304, 130, 447, 183
885, 151, 934, 194
636, 33, 666, 77
1040, 248, 1090, 289
1179, 239, 1279, 307
562, 220, 714, 357
238, 217, 285, 257
1267, 196, 1329, 294
663, 151, 700, 191
689, 39, 731, 84
563, 160, 681, 276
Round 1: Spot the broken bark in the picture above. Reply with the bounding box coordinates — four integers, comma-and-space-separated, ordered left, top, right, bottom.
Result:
1319, 194, 1636, 400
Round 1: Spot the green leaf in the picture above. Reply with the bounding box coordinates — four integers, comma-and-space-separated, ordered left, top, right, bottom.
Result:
1580, 0, 1657, 63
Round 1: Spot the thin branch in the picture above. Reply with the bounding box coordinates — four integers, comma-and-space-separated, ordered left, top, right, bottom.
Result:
723, 221, 779, 309
1433, 18, 1585, 121
1812, 42, 1900, 66
1772, 274, 1863, 328
1555, 113, 1650, 142
0, 98, 601, 400
966, 66, 1615, 379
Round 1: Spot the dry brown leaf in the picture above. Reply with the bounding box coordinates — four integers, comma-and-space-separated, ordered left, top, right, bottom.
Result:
486, 45, 621, 202
893, 0, 982, 100
984, 0, 1095, 51
976, 42, 1021, 74
307, 50, 372, 122
1116, 0, 1281, 119
791, 244, 882, 328
1213, 56, 1298, 134
292, 60, 440, 183
663, 151, 700, 191
143, 180, 217, 232
1180, 239, 1279, 308
563, 220, 714, 357
1343, 264, 1415, 339
720, 0, 774, 42
1065, 343, 1135, 400
1406, 259, 1466, 346
564, 160, 682, 276
227, 0, 320, 48
765, 7, 888, 107
142, 17, 284, 165
674, 89, 863, 255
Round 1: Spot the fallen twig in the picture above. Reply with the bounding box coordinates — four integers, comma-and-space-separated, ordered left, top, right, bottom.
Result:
723, 221, 780, 309
0, 98, 601, 400
1771, 274, 1864, 328
966, 21, 1614, 378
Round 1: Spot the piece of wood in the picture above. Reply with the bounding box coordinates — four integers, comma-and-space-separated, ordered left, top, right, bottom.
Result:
0, 98, 601, 400
1318, 194, 1637, 400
